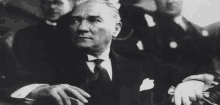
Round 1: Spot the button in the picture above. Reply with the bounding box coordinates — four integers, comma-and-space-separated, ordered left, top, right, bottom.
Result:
1, 75, 5, 79
202, 30, 209, 37
170, 41, 178, 49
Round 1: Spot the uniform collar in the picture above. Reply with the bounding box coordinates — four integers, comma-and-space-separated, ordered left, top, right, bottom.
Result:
174, 15, 187, 31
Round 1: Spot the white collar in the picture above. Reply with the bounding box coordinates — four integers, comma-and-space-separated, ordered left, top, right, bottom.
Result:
87, 48, 110, 61
174, 15, 187, 31
45, 20, 57, 26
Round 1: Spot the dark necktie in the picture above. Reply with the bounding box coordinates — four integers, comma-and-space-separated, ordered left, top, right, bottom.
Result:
93, 59, 111, 84
81, 59, 116, 105
81, 59, 111, 87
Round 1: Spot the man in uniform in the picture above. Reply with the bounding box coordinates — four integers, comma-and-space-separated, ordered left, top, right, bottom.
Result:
141, 0, 217, 104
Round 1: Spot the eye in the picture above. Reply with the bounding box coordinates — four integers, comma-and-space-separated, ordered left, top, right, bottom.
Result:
70, 17, 81, 24
88, 18, 101, 23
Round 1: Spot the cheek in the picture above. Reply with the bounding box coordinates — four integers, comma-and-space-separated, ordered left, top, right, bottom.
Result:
96, 27, 112, 42
61, 6, 71, 14
69, 25, 78, 36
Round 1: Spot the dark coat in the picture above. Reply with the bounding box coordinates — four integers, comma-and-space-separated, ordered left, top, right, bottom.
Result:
142, 12, 219, 105
7, 49, 159, 105
142, 13, 214, 71
12, 21, 63, 74
13, 21, 57, 61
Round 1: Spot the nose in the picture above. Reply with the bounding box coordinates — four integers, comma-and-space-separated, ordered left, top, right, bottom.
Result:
78, 20, 89, 32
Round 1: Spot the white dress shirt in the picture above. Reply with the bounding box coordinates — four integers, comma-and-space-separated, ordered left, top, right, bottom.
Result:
86, 48, 112, 80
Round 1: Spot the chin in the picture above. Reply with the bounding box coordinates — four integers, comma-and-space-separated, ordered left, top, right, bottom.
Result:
167, 11, 181, 16
48, 16, 60, 21
75, 42, 92, 49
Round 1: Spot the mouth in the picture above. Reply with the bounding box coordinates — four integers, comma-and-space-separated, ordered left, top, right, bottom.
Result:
47, 10, 59, 15
75, 36, 92, 40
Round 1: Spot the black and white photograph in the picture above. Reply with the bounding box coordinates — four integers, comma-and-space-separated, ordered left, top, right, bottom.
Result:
0, 0, 220, 105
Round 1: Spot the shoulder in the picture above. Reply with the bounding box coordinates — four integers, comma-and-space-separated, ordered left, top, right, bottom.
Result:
119, 4, 152, 23
204, 22, 220, 37
15, 23, 45, 39
114, 49, 155, 60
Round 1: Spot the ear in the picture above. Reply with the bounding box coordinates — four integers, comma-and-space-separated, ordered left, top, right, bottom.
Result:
112, 22, 122, 37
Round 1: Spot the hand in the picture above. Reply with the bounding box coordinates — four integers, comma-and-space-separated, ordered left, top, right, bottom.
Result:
171, 80, 205, 105
182, 74, 218, 89
27, 84, 90, 105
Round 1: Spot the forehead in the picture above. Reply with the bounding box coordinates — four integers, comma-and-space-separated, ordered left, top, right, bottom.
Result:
155, 0, 182, 2
72, 2, 112, 18
40, 0, 66, 3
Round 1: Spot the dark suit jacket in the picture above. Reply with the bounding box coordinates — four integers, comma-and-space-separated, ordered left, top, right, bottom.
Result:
7, 48, 160, 105
12, 21, 63, 74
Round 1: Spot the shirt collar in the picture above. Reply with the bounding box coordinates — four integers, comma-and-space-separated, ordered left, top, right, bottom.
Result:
45, 20, 57, 26
174, 15, 183, 23
87, 48, 110, 61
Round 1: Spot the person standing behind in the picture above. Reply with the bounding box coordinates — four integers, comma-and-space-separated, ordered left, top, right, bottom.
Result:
140, 0, 218, 104
12, 0, 75, 72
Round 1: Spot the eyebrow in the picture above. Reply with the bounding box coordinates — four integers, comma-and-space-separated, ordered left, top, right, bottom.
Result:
88, 15, 100, 18
71, 15, 101, 19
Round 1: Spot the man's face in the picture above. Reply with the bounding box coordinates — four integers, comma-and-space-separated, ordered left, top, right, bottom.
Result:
40, 0, 73, 21
155, 0, 183, 17
69, 2, 121, 52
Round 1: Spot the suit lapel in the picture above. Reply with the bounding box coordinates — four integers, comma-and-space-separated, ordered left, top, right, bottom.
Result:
57, 53, 92, 87
110, 51, 143, 105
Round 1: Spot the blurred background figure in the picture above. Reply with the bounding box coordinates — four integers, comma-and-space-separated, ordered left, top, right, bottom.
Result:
39, 0, 75, 26
12, 0, 75, 75
137, 0, 220, 105
141, 0, 212, 66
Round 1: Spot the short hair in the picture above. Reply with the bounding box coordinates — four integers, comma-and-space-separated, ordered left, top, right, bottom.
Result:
39, 0, 75, 5
73, 0, 121, 23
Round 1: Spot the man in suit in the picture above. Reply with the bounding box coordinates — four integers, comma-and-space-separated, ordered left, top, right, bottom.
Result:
8, 0, 220, 105
10, 0, 156, 105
